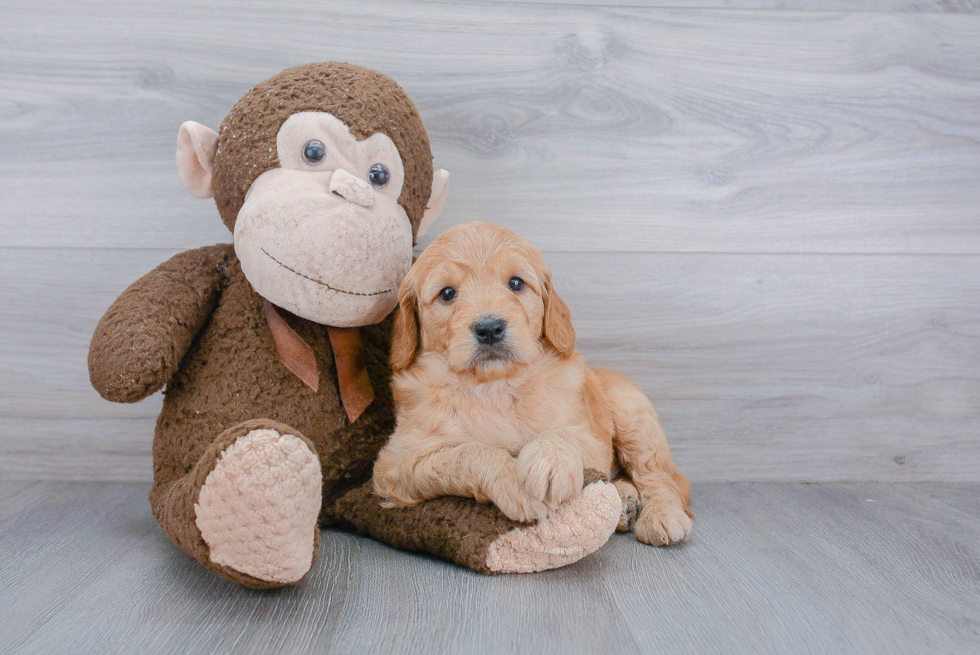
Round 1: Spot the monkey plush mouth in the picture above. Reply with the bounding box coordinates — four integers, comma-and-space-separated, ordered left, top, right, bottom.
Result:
260, 248, 393, 297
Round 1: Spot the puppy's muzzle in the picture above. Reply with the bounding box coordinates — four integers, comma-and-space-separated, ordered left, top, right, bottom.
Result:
473, 316, 507, 346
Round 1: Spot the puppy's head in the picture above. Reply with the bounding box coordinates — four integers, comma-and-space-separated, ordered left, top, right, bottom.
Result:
391, 222, 575, 378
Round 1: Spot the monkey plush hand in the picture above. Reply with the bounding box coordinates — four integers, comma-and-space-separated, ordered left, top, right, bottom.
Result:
88, 63, 622, 589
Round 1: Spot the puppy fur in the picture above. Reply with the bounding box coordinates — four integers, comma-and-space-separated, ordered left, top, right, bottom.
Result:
373, 222, 692, 546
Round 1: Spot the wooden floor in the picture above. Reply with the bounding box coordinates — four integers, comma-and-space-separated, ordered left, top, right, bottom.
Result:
1, 481, 977, 655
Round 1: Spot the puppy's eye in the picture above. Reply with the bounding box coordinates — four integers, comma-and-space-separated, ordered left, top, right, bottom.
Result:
439, 287, 457, 302
509, 277, 526, 292
302, 140, 326, 165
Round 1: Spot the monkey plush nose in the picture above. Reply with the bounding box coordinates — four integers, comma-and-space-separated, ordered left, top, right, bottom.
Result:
329, 169, 375, 208
473, 317, 507, 345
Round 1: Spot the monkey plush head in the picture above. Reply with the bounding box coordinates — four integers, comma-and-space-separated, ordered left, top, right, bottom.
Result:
175, 62, 449, 327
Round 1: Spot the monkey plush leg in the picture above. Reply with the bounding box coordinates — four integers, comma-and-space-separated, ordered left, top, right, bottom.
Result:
329, 470, 621, 574
150, 419, 322, 589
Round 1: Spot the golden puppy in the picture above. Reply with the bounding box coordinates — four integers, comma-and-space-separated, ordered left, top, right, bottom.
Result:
373, 222, 692, 546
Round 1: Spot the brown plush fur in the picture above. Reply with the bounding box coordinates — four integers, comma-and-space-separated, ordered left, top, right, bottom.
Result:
374, 223, 693, 545
211, 62, 433, 241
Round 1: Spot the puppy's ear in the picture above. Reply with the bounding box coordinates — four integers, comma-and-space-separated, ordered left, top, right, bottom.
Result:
541, 270, 576, 357
391, 271, 421, 372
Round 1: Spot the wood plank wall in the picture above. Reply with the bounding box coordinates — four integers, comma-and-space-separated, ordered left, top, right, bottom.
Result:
2, 0, 978, 482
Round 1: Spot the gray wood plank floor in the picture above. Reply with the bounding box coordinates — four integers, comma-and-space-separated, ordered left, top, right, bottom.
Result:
1, 481, 977, 655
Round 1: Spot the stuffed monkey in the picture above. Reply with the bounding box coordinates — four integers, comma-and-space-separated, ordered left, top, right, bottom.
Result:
89, 62, 622, 589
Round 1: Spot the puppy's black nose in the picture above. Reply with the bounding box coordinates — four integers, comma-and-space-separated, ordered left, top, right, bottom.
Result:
473, 317, 507, 345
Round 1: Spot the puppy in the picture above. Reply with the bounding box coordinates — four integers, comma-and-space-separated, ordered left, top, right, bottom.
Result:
373, 222, 692, 546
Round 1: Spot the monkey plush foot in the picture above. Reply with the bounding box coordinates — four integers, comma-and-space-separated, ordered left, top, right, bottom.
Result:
484, 475, 621, 573
195, 426, 322, 585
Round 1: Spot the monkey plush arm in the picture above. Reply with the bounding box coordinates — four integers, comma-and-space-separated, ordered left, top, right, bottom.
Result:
89, 244, 233, 403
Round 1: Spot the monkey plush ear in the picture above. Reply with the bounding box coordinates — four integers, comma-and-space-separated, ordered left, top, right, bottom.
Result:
176, 121, 219, 199
416, 169, 449, 240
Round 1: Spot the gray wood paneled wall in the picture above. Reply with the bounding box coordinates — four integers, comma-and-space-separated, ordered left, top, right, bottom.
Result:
2, 0, 978, 482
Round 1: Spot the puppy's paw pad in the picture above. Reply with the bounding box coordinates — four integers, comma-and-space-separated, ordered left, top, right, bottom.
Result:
634, 506, 693, 546
195, 428, 322, 584
617, 490, 640, 533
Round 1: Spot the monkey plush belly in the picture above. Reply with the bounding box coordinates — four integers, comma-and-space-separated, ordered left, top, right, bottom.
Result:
152, 256, 396, 506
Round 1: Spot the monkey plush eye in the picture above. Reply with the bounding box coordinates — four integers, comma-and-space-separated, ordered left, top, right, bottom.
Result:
439, 287, 457, 302
509, 277, 526, 292
367, 163, 390, 188
302, 140, 326, 165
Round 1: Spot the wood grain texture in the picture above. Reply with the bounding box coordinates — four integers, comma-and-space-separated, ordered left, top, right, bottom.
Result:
3, 248, 977, 482
473, 1, 980, 11
1, 481, 977, 654
2, 0, 978, 482
1, 2, 979, 253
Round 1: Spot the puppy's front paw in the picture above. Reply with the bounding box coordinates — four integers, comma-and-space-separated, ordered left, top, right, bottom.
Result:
517, 439, 584, 512
634, 504, 693, 546
489, 477, 550, 523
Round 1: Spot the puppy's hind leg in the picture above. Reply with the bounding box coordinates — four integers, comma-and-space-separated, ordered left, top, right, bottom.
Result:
611, 477, 640, 533
598, 370, 693, 546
